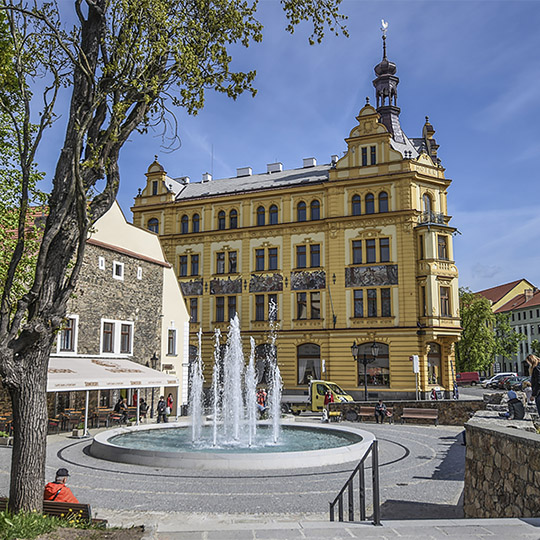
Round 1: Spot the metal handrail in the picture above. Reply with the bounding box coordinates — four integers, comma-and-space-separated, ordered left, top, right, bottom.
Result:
329, 439, 381, 525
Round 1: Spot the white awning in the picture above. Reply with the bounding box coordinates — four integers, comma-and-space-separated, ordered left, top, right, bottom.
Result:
47, 356, 179, 393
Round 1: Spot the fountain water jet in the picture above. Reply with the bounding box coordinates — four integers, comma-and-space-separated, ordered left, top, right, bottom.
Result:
90, 312, 374, 471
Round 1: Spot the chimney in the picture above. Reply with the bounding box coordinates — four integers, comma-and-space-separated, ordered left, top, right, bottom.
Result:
237, 167, 252, 177
303, 157, 317, 168
267, 162, 283, 174
524, 289, 534, 301
202, 172, 212, 183
181, 176, 190, 184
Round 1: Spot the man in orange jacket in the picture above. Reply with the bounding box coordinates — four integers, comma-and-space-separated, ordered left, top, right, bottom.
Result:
44, 468, 79, 504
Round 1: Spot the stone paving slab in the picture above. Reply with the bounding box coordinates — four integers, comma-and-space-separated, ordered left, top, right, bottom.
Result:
143, 518, 540, 540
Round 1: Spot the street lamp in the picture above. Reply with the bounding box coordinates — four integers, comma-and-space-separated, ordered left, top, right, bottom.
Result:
351, 341, 379, 401
146, 352, 159, 419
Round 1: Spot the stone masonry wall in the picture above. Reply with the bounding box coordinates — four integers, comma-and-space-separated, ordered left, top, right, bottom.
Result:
330, 399, 485, 426
68, 242, 163, 364
464, 413, 540, 518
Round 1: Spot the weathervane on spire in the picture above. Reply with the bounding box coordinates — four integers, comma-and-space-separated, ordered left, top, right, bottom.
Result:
380, 20, 388, 58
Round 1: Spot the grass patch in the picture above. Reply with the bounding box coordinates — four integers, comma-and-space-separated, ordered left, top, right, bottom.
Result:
0, 509, 95, 540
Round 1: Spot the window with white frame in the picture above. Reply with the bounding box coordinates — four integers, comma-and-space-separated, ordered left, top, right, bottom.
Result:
113, 261, 124, 280
57, 315, 78, 353
101, 319, 133, 355
167, 328, 177, 356
99, 256, 105, 270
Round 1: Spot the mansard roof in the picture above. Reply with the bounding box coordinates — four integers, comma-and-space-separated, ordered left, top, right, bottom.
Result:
172, 164, 330, 201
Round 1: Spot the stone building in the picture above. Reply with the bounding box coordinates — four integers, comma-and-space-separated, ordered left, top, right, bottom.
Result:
49, 202, 190, 413
131, 33, 461, 399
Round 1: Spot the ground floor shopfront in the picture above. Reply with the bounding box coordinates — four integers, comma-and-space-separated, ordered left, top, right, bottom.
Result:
190, 327, 460, 400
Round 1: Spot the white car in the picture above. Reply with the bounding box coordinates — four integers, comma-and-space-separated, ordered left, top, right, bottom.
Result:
481, 372, 518, 388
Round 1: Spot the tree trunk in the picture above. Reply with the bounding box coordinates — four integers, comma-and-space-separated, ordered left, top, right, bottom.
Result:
8, 344, 49, 513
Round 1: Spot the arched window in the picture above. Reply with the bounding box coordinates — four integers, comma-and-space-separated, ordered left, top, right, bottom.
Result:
378, 191, 389, 213
181, 215, 189, 234
192, 213, 200, 233
356, 342, 390, 387
310, 200, 320, 221
297, 343, 321, 384
257, 206, 265, 226
269, 204, 278, 225
365, 193, 375, 214
423, 193, 432, 213
229, 209, 238, 229
427, 342, 441, 385
352, 195, 361, 216
297, 201, 307, 222
218, 210, 226, 230
148, 218, 159, 234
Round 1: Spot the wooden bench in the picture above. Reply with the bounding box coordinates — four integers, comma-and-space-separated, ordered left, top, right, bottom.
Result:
0, 497, 107, 526
358, 406, 394, 423
401, 407, 438, 425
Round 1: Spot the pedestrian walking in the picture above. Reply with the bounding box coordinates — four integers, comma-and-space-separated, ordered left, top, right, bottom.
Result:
526, 354, 540, 416
167, 393, 174, 415
157, 396, 168, 423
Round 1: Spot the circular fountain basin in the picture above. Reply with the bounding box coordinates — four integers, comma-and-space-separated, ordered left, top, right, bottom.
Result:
90, 421, 375, 470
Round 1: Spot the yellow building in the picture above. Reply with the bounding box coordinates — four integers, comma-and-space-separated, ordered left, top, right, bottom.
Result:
131, 35, 461, 399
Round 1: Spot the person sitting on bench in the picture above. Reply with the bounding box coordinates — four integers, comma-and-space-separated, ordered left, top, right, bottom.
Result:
375, 400, 388, 424
44, 468, 79, 503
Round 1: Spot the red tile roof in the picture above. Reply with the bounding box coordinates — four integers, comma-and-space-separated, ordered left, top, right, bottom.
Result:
476, 279, 529, 304
496, 290, 540, 313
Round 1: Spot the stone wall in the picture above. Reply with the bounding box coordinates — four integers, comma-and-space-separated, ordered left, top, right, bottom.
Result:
464, 411, 540, 518
68, 243, 163, 364
330, 399, 485, 426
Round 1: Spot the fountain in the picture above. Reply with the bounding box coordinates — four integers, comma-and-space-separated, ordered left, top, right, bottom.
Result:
90, 312, 375, 470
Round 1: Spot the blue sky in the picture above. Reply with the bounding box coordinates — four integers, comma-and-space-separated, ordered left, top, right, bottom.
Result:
35, 0, 540, 292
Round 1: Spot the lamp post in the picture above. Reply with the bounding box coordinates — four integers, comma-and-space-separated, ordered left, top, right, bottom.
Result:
146, 352, 159, 419
351, 341, 379, 401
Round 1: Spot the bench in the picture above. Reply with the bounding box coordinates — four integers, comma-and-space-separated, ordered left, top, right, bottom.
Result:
401, 407, 438, 425
358, 406, 394, 423
0, 497, 107, 526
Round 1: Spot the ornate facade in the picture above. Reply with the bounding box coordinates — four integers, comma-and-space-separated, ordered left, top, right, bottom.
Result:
131, 35, 461, 399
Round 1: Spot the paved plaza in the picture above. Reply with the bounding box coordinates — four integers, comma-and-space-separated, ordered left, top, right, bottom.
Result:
0, 419, 539, 538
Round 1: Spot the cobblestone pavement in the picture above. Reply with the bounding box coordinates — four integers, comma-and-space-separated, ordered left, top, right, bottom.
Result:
2, 420, 539, 538
0, 421, 465, 522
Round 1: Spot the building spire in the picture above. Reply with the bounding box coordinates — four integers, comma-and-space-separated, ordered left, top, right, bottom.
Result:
372, 20, 404, 143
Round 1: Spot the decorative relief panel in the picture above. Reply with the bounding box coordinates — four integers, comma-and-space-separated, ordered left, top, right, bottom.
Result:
290, 270, 326, 291
210, 277, 243, 295
180, 279, 203, 296
345, 265, 398, 288
249, 273, 283, 293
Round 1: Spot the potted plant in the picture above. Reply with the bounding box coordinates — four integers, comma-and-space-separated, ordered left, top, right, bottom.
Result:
0, 430, 12, 446
72, 422, 85, 438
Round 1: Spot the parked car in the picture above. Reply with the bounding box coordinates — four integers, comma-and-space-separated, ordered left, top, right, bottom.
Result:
456, 372, 480, 386
504, 376, 530, 391
482, 372, 518, 389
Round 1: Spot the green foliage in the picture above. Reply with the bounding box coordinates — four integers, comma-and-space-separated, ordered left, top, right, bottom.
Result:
494, 312, 524, 359
455, 288, 525, 372
532, 340, 540, 356
0, 509, 97, 540
0, 430, 9, 437
455, 288, 497, 371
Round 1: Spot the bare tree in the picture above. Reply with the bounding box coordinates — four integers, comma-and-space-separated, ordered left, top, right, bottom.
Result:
0, 0, 347, 512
